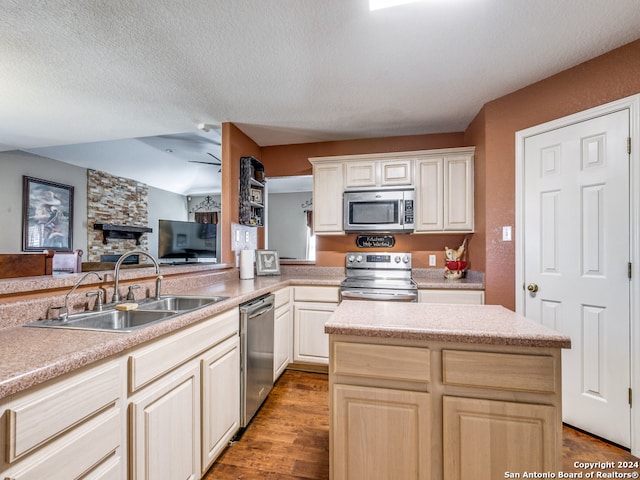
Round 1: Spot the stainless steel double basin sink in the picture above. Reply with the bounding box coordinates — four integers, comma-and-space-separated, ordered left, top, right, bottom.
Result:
25, 295, 229, 333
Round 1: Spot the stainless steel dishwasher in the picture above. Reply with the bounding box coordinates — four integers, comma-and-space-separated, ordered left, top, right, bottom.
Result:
239, 294, 275, 428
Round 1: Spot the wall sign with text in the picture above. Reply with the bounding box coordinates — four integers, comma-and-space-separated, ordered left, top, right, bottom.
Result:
355, 235, 395, 248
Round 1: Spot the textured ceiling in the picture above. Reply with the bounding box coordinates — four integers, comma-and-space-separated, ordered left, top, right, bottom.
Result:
2, 0, 639, 193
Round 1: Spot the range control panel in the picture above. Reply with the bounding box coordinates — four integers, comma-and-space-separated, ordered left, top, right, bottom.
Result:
346, 252, 412, 270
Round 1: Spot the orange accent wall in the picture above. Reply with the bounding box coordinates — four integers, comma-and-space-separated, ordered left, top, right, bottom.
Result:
221, 123, 262, 264
261, 132, 473, 268
223, 39, 640, 310
466, 39, 640, 310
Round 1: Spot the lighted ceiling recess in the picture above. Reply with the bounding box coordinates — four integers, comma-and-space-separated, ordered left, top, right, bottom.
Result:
369, 0, 429, 11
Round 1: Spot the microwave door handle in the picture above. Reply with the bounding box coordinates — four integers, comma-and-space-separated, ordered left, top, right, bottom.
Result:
399, 199, 405, 226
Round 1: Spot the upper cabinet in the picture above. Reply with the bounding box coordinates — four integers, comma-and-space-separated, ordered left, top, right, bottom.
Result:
310, 147, 474, 235
344, 158, 413, 188
415, 149, 474, 232
239, 156, 265, 227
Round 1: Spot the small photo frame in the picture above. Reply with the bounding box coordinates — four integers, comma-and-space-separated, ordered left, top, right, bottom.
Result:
250, 188, 263, 205
22, 176, 74, 252
255, 249, 280, 276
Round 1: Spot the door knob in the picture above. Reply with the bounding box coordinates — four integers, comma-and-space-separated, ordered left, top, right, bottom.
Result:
527, 283, 539, 293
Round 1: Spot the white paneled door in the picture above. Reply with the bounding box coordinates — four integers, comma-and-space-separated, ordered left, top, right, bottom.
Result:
522, 109, 631, 447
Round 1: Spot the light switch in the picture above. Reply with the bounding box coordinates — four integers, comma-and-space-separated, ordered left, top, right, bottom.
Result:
429, 254, 436, 266
502, 226, 512, 242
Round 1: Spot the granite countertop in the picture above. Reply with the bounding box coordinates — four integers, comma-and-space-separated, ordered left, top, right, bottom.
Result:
0, 266, 484, 400
325, 300, 571, 348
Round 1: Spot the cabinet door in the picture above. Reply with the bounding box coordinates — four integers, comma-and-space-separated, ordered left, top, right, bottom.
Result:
312, 162, 344, 234
418, 289, 484, 304
201, 336, 240, 473
444, 155, 474, 231
333, 384, 431, 480
345, 161, 377, 188
380, 159, 412, 186
293, 303, 336, 364
130, 363, 200, 480
274, 303, 292, 380
443, 396, 559, 480
415, 157, 444, 232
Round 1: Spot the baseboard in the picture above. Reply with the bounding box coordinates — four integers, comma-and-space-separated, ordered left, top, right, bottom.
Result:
286, 362, 328, 374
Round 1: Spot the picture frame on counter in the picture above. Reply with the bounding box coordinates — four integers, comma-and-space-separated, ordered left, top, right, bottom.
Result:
255, 249, 280, 276
22, 176, 74, 252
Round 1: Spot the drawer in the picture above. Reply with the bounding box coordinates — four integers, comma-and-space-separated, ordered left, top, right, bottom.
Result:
332, 342, 430, 383
7, 410, 121, 480
294, 286, 340, 303
6, 361, 121, 462
129, 308, 238, 392
442, 350, 558, 394
273, 287, 290, 309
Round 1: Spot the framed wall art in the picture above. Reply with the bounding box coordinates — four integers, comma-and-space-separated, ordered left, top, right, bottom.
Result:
22, 176, 74, 252
255, 249, 280, 276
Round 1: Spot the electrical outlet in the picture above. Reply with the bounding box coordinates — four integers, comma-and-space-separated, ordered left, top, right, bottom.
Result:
429, 254, 436, 266
502, 226, 512, 242
245, 231, 250, 243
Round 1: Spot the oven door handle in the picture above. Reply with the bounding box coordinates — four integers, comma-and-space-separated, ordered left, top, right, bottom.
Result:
340, 291, 418, 301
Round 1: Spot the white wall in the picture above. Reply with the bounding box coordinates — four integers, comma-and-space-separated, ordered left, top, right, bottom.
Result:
267, 191, 311, 259
146, 186, 188, 259
0, 150, 87, 254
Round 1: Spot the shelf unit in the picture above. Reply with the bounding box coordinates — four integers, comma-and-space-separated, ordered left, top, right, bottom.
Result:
239, 156, 265, 227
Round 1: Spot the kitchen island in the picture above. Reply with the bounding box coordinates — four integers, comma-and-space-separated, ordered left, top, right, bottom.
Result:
325, 300, 571, 480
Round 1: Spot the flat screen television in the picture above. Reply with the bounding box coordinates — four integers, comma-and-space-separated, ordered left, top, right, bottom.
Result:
158, 219, 217, 262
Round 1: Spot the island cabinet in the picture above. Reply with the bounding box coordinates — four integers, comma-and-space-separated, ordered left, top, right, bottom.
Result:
292, 286, 340, 366
326, 302, 570, 480
127, 308, 240, 479
0, 358, 126, 480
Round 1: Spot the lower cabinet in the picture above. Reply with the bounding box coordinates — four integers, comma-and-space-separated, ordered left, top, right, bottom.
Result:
293, 286, 339, 366
0, 359, 125, 480
418, 289, 484, 304
127, 308, 240, 480
130, 362, 201, 480
442, 396, 557, 480
329, 338, 563, 480
333, 384, 431, 480
273, 287, 292, 380
201, 335, 240, 473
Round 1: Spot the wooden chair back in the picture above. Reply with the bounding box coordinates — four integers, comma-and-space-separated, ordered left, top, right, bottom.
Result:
0, 251, 54, 279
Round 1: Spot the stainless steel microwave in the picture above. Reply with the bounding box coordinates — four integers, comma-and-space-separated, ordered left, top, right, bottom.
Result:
343, 188, 415, 233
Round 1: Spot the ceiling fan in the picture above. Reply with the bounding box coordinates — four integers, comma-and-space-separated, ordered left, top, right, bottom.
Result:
188, 152, 221, 166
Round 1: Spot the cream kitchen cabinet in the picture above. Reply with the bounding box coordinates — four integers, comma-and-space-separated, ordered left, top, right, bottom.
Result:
310, 160, 344, 234
344, 158, 413, 187
201, 335, 240, 473
127, 308, 240, 479
330, 341, 432, 480
0, 358, 125, 480
415, 148, 474, 232
273, 287, 292, 380
418, 289, 484, 304
293, 286, 340, 365
328, 304, 565, 480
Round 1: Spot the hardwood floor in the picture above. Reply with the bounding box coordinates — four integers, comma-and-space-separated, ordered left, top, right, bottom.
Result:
205, 370, 638, 479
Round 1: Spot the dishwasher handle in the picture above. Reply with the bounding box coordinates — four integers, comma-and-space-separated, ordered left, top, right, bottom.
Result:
248, 306, 273, 319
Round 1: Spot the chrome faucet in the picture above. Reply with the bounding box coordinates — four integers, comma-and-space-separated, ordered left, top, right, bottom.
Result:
112, 250, 162, 302
52, 271, 103, 321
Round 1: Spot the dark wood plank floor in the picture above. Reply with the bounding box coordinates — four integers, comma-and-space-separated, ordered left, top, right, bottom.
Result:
205, 370, 638, 479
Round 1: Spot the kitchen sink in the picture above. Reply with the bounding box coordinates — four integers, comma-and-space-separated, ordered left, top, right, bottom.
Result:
26, 309, 178, 332
138, 295, 228, 312
25, 295, 229, 332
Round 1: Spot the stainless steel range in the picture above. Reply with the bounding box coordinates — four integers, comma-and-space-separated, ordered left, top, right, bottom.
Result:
340, 252, 418, 302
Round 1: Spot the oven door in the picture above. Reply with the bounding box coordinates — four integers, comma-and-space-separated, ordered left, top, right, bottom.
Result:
340, 288, 418, 302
